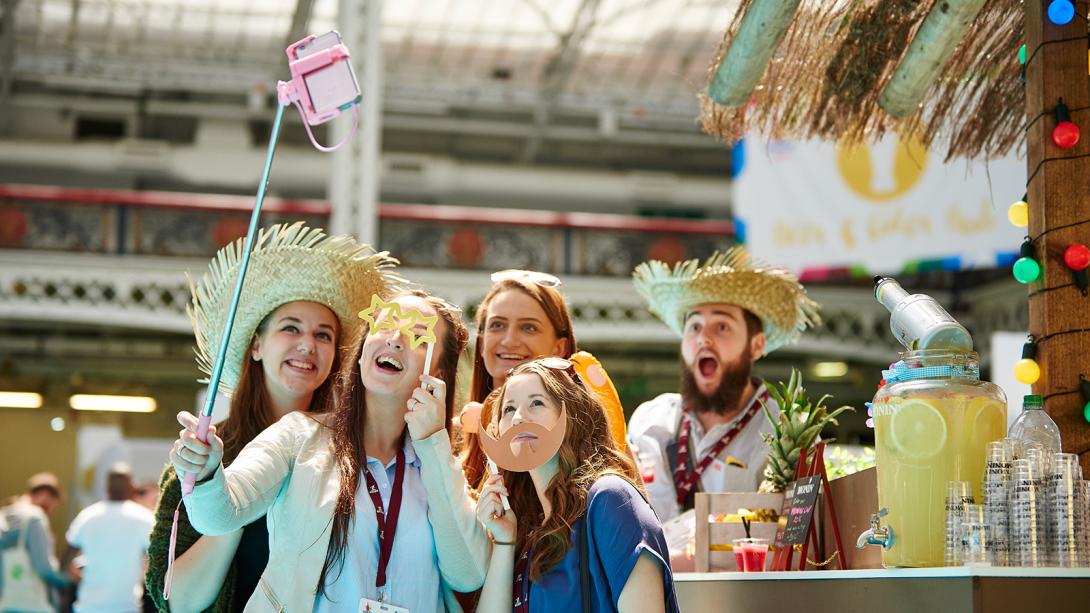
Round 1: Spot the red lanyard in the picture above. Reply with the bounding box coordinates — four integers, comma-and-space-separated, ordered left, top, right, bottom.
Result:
512, 545, 533, 613
363, 437, 406, 597
674, 390, 767, 505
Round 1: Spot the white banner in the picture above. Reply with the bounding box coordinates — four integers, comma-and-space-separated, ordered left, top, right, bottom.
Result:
733, 136, 1026, 274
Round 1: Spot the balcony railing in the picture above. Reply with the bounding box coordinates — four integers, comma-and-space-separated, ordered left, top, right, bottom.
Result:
0, 184, 734, 276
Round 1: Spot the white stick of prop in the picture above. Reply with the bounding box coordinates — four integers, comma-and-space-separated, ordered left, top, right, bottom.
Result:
422, 342, 435, 380
487, 458, 511, 512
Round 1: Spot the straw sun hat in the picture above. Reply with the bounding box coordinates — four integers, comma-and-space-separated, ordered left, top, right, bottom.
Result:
632, 247, 820, 354
188, 221, 403, 393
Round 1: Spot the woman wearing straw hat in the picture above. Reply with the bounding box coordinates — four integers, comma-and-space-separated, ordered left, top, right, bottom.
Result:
146, 222, 400, 613
627, 247, 821, 526
171, 290, 487, 612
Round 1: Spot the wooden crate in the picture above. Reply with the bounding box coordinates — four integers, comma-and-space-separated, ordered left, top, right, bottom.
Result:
694, 492, 785, 572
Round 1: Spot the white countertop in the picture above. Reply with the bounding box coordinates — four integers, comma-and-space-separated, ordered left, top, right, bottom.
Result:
676, 567, 1090, 581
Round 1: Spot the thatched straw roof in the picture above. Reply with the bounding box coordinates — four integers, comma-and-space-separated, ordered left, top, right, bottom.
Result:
700, 0, 1023, 161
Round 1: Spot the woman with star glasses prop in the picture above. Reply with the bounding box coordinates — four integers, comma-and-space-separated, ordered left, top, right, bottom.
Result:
473, 359, 680, 613
170, 290, 489, 612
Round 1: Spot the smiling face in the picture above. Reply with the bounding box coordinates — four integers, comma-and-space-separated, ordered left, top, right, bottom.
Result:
680, 303, 765, 397
482, 289, 568, 386
251, 301, 338, 405
359, 294, 447, 401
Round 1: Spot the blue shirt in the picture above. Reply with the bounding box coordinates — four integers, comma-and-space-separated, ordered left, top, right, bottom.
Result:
313, 439, 444, 613
527, 476, 680, 613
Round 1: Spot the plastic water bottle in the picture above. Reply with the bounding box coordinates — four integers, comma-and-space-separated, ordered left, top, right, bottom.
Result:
1009, 394, 1062, 457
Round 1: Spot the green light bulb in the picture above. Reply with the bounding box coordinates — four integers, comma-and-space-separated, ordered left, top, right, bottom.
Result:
1083, 400, 1090, 424
1019, 44, 1026, 65
1013, 257, 1040, 284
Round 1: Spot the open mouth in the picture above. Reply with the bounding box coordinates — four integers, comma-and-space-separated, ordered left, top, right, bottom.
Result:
285, 359, 316, 372
375, 354, 404, 373
698, 357, 718, 379
497, 353, 529, 362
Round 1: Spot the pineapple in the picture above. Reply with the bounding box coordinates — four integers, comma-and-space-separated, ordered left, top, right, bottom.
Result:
757, 368, 854, 493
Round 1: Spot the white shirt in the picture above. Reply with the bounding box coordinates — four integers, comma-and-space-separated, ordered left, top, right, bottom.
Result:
65, 500, 155, 613
626, 380, 780, 522
313, 438, 444, 613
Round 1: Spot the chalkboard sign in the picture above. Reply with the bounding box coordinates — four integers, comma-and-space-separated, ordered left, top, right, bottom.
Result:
776, 475, 822, 546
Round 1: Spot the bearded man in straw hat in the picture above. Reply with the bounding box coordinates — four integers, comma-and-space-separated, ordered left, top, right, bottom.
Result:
627, 247, 820, 524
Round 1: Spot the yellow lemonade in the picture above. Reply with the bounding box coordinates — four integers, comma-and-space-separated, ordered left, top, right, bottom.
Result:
873, 392, 1007, 567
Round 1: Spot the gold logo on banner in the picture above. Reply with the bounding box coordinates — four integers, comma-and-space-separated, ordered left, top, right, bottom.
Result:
836, 135, 928, 202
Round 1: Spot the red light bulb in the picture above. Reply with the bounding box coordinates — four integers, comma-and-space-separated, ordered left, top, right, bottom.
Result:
1052, 100, 1080, 149
1053, 121, 1080, 148
1065, 243, 1090, 271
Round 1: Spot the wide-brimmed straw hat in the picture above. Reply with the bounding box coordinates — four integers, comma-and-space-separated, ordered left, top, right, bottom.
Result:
188, 221, 403, 393
632, 247, 820, 353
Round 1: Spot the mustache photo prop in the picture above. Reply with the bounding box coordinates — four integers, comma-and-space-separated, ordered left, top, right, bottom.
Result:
477, 398, 567, 473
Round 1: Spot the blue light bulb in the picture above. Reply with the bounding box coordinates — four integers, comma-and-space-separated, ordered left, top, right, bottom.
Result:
1048, 0, 1075, 25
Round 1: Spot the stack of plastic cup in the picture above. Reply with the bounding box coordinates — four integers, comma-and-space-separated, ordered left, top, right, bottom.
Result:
961, 503, 991, 565
983, 440, 1012, 566
1011, 457, 1047, 566
1083, 480, 1090, 567
1049, 453, 1083, 567
946, 480, 974, 565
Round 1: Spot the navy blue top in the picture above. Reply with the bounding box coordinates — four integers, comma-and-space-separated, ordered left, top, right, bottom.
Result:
526, 475, 679, 613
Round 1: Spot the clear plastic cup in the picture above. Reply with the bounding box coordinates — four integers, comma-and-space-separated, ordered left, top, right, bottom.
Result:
983, 441, 1012, 566
946, 480, 974, 565
731, 538, 749, 571
742, 538, 769, 572
962, 504, 991, 565
1011, 458, 1046, 566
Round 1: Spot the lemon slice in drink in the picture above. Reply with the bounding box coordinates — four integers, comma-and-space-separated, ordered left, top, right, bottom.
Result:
965, 396, 1006, 448
890, 399, 947, 460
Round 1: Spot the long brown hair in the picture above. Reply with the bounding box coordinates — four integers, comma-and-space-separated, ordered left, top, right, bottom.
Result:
218, 304, 341, 465
462, 278, 577, 488
489, 361, 643, 580
318, 290, 469, 593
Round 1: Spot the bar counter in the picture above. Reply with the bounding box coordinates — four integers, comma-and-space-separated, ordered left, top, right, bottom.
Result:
674, 567, 1090, 612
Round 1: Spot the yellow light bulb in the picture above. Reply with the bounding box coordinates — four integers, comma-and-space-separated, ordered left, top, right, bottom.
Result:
1007, 200, 1029, 227
1014, 358, 1041, 385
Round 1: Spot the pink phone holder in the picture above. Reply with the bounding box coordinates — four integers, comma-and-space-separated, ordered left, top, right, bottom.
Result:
277, 34, 356, 126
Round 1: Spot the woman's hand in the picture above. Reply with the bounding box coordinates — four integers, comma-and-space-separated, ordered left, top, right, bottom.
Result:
404, 374, 446, 441
459, 401, 482, 434
475, 473, 517, 544
170, 411, 224, 484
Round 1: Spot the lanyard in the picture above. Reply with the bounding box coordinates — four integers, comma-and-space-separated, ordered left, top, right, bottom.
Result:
674, 390, 767, 505
362, 437, 407, 599
512, 545, 534, 613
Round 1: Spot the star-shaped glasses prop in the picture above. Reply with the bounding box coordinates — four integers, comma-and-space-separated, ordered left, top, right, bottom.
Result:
358, 295, 440, 375
357, 296, 438, 349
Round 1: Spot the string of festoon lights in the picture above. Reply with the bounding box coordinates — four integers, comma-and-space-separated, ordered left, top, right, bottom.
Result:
1006, 1, 1090, 422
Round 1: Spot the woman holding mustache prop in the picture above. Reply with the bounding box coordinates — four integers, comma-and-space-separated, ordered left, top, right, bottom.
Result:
473, 358, 679, 613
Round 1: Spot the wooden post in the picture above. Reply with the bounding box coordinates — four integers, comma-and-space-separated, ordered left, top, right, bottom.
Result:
1023, 1, 1090, 474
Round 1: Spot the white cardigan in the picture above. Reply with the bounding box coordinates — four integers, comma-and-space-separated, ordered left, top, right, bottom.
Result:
184, 411, 491, 612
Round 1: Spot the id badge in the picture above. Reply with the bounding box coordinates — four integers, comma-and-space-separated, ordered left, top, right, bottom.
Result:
359, 598, 409, 613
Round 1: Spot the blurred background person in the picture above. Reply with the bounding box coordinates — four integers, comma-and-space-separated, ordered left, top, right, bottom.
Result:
0, 473, 75, 612
65, 463, 155, 613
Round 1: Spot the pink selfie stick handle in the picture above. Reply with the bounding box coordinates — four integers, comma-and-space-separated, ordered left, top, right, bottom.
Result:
180, 413, 214, 495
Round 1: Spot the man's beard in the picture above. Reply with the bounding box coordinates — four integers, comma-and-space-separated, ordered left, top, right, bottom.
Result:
680, 346, 754, 415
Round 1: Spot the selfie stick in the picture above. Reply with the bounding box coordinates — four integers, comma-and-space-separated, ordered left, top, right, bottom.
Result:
182, 37, 358, 495
181, 102, 287, 496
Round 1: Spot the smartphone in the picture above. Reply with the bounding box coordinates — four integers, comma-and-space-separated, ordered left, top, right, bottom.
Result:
293, 31, 361, 121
